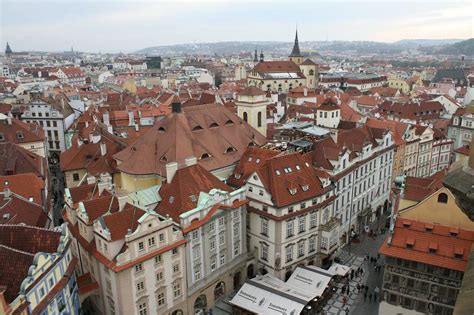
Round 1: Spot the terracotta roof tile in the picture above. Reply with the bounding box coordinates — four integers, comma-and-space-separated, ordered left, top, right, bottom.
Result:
82, 195, 119, 224
102, 204, 146, 241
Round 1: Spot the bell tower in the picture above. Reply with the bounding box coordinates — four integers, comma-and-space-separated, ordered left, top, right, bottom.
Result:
289, 29, 303, 65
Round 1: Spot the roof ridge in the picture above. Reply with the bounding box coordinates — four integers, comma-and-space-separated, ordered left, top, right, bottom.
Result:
0, 244, 35, 257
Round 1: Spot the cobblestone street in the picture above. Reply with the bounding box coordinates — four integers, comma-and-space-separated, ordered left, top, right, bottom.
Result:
322, 218, 388, 315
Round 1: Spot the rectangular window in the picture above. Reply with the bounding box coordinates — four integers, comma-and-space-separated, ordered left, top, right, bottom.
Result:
192, 246, 200, 261
298, 216, 305, 233
73, 173, 80, 181
173, 282, 181, 298
192, 230, 198, 240
309, 237, 316, 252
211, 258, 217, 271
136, 281, 144, 292
286, 220, 294, 238
135, 263, 143, 273
194, 268, 201, 281
219, 217, 225, 226
139, 302, 148, 315
148, 237, 155, 247
261, 245, 268, 261
157, 292, 165, 306
155, 255, 162, 264
220, 254, 225, 265
298, 241, 305, 257
172, 247, 178, 255
159, 233, 165, 242
286, 246, 293, 262
156, 271, 163, 282
219, 232, 225, 245
210, 237, 216, 251
310, 211, 317, 228
173, 264, 179, 273
138, 242, 144, 252
261, 218, 268, 236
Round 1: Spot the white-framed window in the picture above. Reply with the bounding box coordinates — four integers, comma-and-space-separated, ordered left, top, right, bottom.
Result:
321, 236, 328, 250
192, 245, 200, 261
173, 282, 182, 298
261, 244, 268, 261
138, 302, 148, 315
138, 242, 144, 252
194, 268, 202, 281
210, 237, 216, 251
148, 237, 155, 247
219, 216, 225, 226
135, 263, 143, 273
157, 292, 165, 307
286, 246, 293, 262
211, 258, 217, 271
310, 211, 317, 228
136, 281, 145, 292
208, 221, 215, 231
192, 230, 199, 240
154, 255, 162, 264
298, 241, 305, 257
298, 216, 305, 233
156, 271, 163, 282
261, 218, 268, 236
286, 220, 294, 238
159, 233, 165, 242
220, 253, 225, 265
309, 236, 316, 252
219, 232, 225, 245
234, 241, 240, 256
173, 264, 180, 274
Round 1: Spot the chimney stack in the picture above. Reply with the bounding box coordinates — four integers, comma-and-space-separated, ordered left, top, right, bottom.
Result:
128, 111, 135, 126
7, 113, 12, 125
103, 111, 110, 126
185, 156, 197, 167
165, 162, 178, 182
303, 88, 308, 97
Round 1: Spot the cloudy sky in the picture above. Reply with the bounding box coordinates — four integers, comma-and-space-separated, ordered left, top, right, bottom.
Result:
0, 0, 472, 53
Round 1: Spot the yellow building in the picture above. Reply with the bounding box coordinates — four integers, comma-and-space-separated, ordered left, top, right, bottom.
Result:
387, 74, 410, 94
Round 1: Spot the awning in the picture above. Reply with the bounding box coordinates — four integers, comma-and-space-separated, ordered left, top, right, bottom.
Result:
229, 283, 306, 315
286, 266, 332, 297
327, 263, 351, 277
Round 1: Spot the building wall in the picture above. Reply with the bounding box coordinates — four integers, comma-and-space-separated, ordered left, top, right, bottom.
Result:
64, 169, 87, 188
18, 140, 47, 158
119, 172, 162, 193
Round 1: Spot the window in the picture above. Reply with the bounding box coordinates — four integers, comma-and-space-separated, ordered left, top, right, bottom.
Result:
437, 193, 448, 204
210, 237, 216, 250
234, 241, 240, 256
173, 282, 182, 298
261, 218, 268, 236
192, 230, 199, 240
173, 264, 180, 273
261, 244, 268, 261
286, 246, 293, 262
148, 237, 155, 247
243, 112, 248, 122
136, 281, 144, 292
156, 271, 163, 282
248, 186, 253, 192
157, 292, 165, 307
211, 258, 217, 270
309, 237, 316, 252
310, 212, 317, 228
286, 220, 294, 238
219, 217, 225, 226
73, 173, 80, 181
298, 216, 305, 233
155, 255, 162, 264
219, 232, 225, 245
138, 242, 144, 252
159, 233, 165, 242
139, 302, 148, 315
208, 221, 215, 231
257, 111, 262, 127
172, 247, 179, 255
135, 263, 143, 273
220, 254, 225, 265
192, 246, 200, 261
298, 241, 305, 257
194, 268, 202, 281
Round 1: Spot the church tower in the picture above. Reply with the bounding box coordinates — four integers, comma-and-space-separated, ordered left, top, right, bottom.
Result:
5, 42, 12, 60
289, 30, 303, 65
235, 86, 269, 137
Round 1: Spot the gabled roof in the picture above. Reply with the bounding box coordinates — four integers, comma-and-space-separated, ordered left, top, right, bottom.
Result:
0, 192, 48, 227
81, 195, 119, 224
366, 118, 408, 146
253, 152, 328, 207
228, 147, 281, 188
404, 170, 447, 202
102, 204, 146, 241
155, 164, 232, 222
114, 103, 267, 176
377, 100, 444, 121
0, 173, 44, 204
0, 143, 46, 178
238, 86, 266, 96
379, 218, 474, 272
0, 115, 45, 144
251, 61, 304, 78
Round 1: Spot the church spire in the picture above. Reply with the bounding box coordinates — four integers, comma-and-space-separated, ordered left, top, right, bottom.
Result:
289, 29, 302, 57
5, 42, 12, 55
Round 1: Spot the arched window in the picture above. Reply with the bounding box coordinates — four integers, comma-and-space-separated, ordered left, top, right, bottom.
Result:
214, 282, 225, 301
225, 147, 236, 154
243, 112, 248, 122
200, 153, 211, 160
437, 193, 448, 204
309, 69, 314, 76
257, 112, 262, 127
194, 295, 207, 311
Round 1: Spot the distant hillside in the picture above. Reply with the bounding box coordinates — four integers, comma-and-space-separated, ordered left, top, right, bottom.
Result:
393, 39, 463, 48
433, 38, 474, 56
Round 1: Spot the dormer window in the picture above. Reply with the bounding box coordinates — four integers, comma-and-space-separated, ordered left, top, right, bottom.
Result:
234, 173, 241, 179
256, 158, 261, 164
301, 185, 309, 192
225, 147, 236, 154
168, 196, 175, 204
225, 119, 234, 125
275, 170, 281, 175
200, 153, 211, 160
158, 126, 166, 132
16, 132, 24, 140
0, 133, 4, 141
192, 125, 203, 131
160, 155, 168, 162
209, 122, 219, 128
295, 165, 301, 171
288, 188, 297, 195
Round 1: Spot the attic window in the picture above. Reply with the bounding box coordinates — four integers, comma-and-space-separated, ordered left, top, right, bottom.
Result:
0, 133, 4, 141
429, 242, 438, 253
402, 221, 411, 228
425, 224, 433, 232
248, 142, 255, 147
209, 122, 219, 128
225, 119, 234, 125
225, 147, 236, 154
275, 170, 281, 175
288, 188, 297, 195
168, 196, 175, 204
406, 238, 415, 249
305, 162, 310, 167
29, 197, 34, 202
454, 247, 464, 259
256, 158, 261, 164
234, 173, 241, 179
450, 227, 459, 236
192, 125, 203, 131
4, 180, 8, 185
85, 154, 93, 160
437, 193, 448, 204
158, 126, 166, 132
301, 184, 309, 192
295, 165, 301, 171
200, 153, 211, 160
16, 132, 24, 140
190, 195, 197, 202
160, 155, 168, 162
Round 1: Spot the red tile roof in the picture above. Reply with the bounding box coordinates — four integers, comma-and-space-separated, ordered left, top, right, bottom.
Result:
0, 116, 45, 144
0, 245, 34, 304
254, 152, 329, 208
404, 170, 447, 202
455, 145, 470, 156
228, 147, 281, 188
0, 174, 44, 204
379, 218, 474, 272
114, 103, 267, 176
238, 86, 266, 97
0, 143, 46, 178
0, 224, 61, 255
156, 164, 232, 222
377, 100, 444, 121
102, 204, 146, 241
0, 193, 48, 227
366, 118, 408, 146
81, 195, 119, 224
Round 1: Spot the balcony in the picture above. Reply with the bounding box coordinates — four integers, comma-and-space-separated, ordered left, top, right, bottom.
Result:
320, 217, 340, 232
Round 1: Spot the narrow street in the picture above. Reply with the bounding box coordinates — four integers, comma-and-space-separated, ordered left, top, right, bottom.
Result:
49, 163, 66, 226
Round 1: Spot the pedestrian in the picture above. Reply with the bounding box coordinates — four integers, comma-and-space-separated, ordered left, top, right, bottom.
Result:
343, 296, 348, 306
351, 269, 354, 279
342, 286, 346, 294
345, 307, 350, 315
374, 292, 377, 302
378, 266, 382, 274
356, 283, 360, 293
364, 292, 367, 301
369, 293, 372, 302
365, 286, 369, 294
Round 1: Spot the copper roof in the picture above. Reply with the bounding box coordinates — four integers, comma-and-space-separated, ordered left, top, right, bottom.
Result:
114, 103, 267, 176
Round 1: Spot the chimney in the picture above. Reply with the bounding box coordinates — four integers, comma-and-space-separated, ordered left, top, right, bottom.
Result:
330, 130, 338, 143
117, 195, 128, 211
134, 124, 139, 132
7, 113, 12, 125
185, 156, 197, 167
89, 132, 101, 144
128, 111, 135, 126
77, 137, 83, 147
103, 111, 110, 126
303, 88, 308, 97
100, 142, 107, 156
165, 162, 178, 182
3, 188, 11, 200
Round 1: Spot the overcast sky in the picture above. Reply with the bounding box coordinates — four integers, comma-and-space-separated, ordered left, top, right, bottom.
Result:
1, 0, 472, 53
